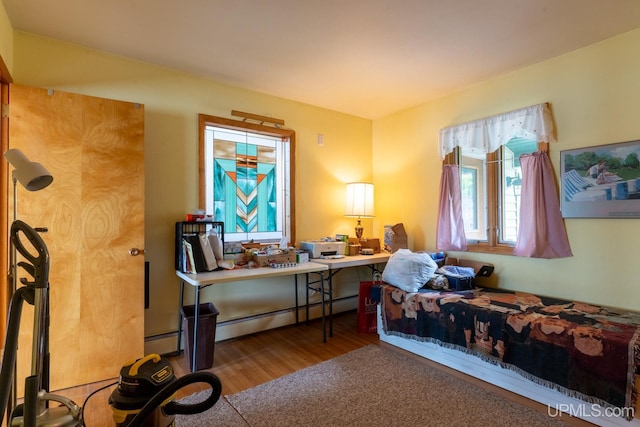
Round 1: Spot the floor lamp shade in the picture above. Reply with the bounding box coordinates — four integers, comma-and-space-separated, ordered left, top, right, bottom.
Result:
345, 182, 374, 239
4, 148, 53, 191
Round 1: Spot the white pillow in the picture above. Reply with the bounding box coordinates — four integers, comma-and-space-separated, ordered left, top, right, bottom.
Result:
382, 249, 438, 292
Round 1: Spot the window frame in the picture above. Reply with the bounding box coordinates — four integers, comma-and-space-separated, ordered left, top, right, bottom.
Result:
198, 113, 296, 245
447, 142, 548, 255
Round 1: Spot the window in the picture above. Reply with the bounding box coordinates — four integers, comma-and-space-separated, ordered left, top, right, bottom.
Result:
199, 114, 295, 244
458, 138, 545, 253
500, 137, 539, 243
459, 148, 487, 241
460, 167, 479, 230
438, 103, 556, 255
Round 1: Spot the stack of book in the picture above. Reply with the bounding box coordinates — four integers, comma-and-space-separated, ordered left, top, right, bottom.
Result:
180, 232, 224, 273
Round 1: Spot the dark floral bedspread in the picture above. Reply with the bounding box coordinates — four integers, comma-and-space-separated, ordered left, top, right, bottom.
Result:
380, 284, 640, 411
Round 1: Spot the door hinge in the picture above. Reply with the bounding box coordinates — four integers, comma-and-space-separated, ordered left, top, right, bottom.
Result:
2, 103, 8, 118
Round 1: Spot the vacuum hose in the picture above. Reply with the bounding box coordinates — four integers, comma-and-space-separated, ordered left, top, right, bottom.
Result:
126, 371, 222, 426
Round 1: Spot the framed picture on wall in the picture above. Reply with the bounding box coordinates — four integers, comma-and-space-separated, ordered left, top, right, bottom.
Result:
560, 139, 640, 218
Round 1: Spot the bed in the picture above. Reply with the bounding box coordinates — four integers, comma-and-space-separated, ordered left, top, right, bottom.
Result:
376, 283, 640, 425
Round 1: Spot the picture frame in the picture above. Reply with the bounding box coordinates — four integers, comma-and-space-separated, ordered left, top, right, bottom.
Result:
560, 139, 640, 218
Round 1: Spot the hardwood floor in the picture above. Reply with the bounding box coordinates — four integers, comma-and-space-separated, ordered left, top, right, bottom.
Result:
50, 310, 378, 426
170, 309, 379, 396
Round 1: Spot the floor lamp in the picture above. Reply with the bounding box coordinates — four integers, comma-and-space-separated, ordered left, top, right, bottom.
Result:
2, 148, 53, 422
4, 148, 53, 291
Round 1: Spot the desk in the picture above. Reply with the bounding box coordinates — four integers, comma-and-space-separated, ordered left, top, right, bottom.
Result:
310, 252, 390, 337
176, 262, 328, 371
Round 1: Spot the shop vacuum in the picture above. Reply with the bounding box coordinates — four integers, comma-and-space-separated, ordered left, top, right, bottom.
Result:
0, 220, 222, 426
109, 354, 221, 426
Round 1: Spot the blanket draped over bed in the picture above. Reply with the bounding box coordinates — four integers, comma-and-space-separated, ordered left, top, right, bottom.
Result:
380, 285, 640, 412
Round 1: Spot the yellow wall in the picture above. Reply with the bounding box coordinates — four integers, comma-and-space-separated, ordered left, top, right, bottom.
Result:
373, 28, 640, 310
10, 31, 373, 343
0, 4, 12, 73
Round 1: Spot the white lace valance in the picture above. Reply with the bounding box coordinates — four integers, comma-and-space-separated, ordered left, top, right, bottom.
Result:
438, 103, 556, 159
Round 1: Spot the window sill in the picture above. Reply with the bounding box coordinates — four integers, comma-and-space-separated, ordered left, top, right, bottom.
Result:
465, 243, 514, 256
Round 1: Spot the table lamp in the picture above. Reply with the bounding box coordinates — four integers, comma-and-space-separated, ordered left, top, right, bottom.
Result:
344, 182, 374, 240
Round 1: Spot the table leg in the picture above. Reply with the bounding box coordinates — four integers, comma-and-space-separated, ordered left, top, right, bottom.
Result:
321, 271, 326, 343
305, 272, 310, 325
294, 274, 299, 325
328, 271, 333, 338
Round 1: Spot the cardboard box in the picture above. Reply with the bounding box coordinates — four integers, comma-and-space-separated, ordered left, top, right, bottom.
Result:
252, 249, 297, 267
359, 238, 380, 254
348, 244, 361, 256
390, 223, 408, 253
296, 251, 309, 263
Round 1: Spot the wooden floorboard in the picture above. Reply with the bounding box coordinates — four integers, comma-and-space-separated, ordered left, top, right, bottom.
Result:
51, 310, 378, 426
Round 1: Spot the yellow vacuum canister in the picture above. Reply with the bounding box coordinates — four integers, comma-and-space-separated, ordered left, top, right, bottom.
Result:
109, 354, 177, 427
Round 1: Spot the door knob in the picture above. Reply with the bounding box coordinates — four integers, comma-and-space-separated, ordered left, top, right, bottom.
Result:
129, 248, 145, 256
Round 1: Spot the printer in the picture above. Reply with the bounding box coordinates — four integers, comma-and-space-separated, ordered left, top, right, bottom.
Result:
300, 240, 346, 258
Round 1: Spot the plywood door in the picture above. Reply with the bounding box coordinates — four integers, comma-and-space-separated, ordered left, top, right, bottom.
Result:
9, 84, 145, 391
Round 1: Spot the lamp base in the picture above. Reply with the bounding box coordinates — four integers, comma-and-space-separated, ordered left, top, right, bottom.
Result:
355, 219, 363, 240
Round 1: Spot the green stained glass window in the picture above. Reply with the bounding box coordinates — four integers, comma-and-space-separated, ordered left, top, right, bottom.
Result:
203, 126, 290, 243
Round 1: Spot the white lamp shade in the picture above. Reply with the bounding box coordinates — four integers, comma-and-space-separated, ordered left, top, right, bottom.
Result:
345, 182, 374, 217
4, 148, 54, 191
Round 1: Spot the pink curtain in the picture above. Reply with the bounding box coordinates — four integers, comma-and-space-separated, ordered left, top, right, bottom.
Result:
436, 164, 467, 251
513, 151, 572, 258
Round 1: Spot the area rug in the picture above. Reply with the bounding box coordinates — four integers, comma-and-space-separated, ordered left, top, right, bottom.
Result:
177, 344, 565, 426
175, 393, 247, 426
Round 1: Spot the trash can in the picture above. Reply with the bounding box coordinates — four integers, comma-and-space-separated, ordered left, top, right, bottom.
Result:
181, 303, 219, 371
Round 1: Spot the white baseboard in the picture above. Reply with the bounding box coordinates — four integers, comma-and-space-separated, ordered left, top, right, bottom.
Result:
377, 308, 638, 426
145, 298, 357, 356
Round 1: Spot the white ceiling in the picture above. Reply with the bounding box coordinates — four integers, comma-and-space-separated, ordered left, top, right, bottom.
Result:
3, 0, 640, 119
